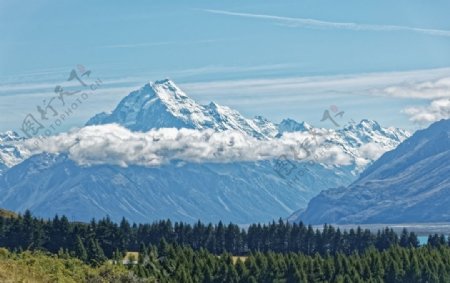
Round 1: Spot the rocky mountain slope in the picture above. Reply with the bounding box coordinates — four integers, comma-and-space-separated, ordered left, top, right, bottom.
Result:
295, 119, 450, 224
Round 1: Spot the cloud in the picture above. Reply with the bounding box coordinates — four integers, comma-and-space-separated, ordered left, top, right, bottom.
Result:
99, 39, 229, 49
358, 143, 387, 161
403, 98, 450, 124
182, 68, 450, 100
377, 76, 450, 124
203, 9, 450, 38
182, 67, 450, 125
381, 77, 450, 99
0, 64, 294, 97
3, 66, 450, 132
19, 124, 362, 167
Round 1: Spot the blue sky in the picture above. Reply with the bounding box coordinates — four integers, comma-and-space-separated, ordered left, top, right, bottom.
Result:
1, 0, 450, 133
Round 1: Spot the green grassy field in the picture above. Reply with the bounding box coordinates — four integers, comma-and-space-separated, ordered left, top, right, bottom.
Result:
0, 248, 140, 283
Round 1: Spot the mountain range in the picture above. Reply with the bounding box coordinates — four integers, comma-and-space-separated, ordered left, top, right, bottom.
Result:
0, 79, 410, 223
295, 118, 450, 224
86, 79, 278, 139
0, 131, 25, 174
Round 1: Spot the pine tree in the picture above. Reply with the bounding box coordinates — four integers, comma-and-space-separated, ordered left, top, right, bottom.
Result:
216, 221, 226, 254
408, 232, 420, 248
74, 235, 88, 262
138, 242, 147, 264
86, 238, 106, 266
399, 228, 409, 247
112, 248, 122, 264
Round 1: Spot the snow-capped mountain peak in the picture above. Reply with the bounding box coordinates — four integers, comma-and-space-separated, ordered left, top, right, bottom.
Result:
85, 79, 410, 148
86, 79, 213, 132
148, 79, 201, 115
0, 131, 21, 142
278, 118, 312, 134
339, 119, 410, 147
0, 131, 25, 171
358, 119, 381, 130
152, 78, 189, 98
86, 79, 277, 139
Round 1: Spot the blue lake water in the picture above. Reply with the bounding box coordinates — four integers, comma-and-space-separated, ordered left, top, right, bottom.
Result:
312, 223, 450, 246
418, 236, 428, 245
418, 235, 448, 245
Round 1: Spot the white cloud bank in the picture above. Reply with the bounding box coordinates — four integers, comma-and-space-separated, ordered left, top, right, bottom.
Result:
403, 98, 450, 124
381, 77, 450, 99
20, 124, 359, 167
382, 77, 450, 124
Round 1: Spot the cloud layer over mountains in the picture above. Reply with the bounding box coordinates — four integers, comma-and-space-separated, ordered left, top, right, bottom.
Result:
20, 124, 368, 168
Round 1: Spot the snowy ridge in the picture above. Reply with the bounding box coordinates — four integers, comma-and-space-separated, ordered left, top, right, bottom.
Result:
278, 119, 312, 134
0, 131, 27, 172
86, 79, 277, 139
82, 79, 409, 170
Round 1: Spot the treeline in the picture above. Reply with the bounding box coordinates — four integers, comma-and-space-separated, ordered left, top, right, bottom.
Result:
0, 210, 427, 264
131, 242, 450, 282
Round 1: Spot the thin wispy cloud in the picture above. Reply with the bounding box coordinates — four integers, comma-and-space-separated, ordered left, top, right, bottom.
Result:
203, 9, 450, 38
182, 67, 450, 100
100, 41, 174, 49
0, 63, 293, 96
169, 63, 295, 78
2, 66, 450, 132
183, 67, 450, 125
100, 38, 230, 49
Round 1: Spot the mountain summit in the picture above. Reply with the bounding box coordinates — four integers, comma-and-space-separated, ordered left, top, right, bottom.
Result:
0, 131, 25, 173
86, 79, 276, 139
